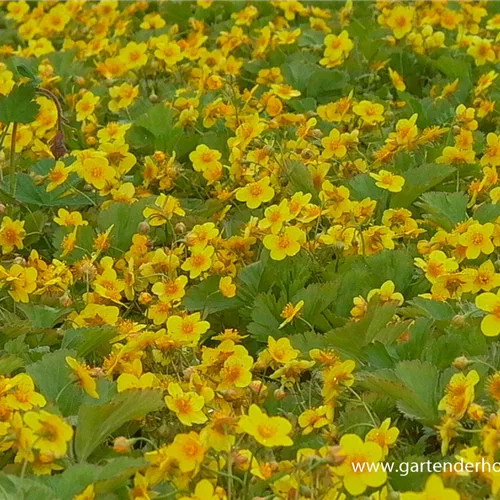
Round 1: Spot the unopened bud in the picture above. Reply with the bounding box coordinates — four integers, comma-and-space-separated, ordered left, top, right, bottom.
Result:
138, 292, 153, 305
138, 221, 150, 234
326, 445, 345, 466
274, 388, 286, 401
249, 380, 267, 395
451, 314, 466, 328
113, 437, 131, 453
175, 222, 186, 234
0, 204, 6, 215
13, 257, 26, 266
301, 148, 314, 160
452, 356, 471, 370
311, 129, 323, 139
149, 92, 159, 103
59, 293, 73, 307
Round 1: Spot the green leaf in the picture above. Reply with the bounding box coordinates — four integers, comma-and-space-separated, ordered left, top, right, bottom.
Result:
472, 203, 500, 224
306, 68, 348, 100
45, 458, 146, 499
247, 293, 284, 342
405, 297, 456, 321
97, 198, 152, 255
18, 304, 70, 329
358, 360, 441, 426
26, 349, 83, 416
0, 84, 40, 124
415, 191, 468, 231
0, 355, 24, 375
390, 164, 455, 208
286, 160, 319, 202
61, 326, 117, 358
323, 302, 399, 359
75, 389, 163, 461
183, 275, 237, 314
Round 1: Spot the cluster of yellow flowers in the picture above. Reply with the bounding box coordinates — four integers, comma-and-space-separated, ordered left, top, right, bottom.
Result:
0, 0, 500, 499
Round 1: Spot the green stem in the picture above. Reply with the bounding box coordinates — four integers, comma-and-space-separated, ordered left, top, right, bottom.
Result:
0, 123, 10, 181
9, 122, 17, 196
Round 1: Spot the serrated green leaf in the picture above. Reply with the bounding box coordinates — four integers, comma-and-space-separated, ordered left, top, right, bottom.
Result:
26, 349, 83, 416
75, 389, 163, 461
183, 275, 237, 314
0, 84, 40, 124
415, 191, 468, 231
61, 326, 117, 358
390, 164, 455, 208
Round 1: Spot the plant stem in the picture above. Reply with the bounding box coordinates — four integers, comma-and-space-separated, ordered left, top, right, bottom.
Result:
9, 122, 17, 196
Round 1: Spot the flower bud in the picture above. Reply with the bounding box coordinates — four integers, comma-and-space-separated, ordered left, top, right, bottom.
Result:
451, 314, 466, 328
301, 148, 314, 160
452, 356, 470, 370
138, 221, 150, 234
113, 437, 131, 453
274, 388, 287, 401
59, 293, 73, 307
175, 222, 186, 234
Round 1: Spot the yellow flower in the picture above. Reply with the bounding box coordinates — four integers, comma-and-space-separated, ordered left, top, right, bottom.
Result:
267, 336, 300, 364
75, 91, 99, 122
143, 194, 185, 226
482, 133, 500, 167
46, 161, 72, 192
458, 222, 494, 259
321, 128, 347, 159
189, 144, 222, 172
0, 217, 26, 254
66, 356, 99, 399
179, 479, 218, 500
322, 360, 355, 401
401, 474, 460, 500
353, 100, 385, 125
219, 276, 236, 298
218, 352, 253, 390
414, 250, 458, 284
0, 264, 37, 303
54, 209, 88, 227
365, 418, 399, 457
258, 200, 291, 234
388, 67, 406, 92
467, 37, 495, 66
279, 300, 304, 328
370, 170, 405, 193
238, 404, 293, 447
165, 382, 207, 426
170, 432, 206, 473
476, 290, 500, 337
24, 410, 73, 458
181, 246, 214, 279
438, 370, 479, 419
386, 5, 414, 39
334, 433, 387, 496
117, 372, 160, 392
263, 226, 305, 261
298, 406, 329, 435
72, 303, 119, 328
152, 275, 188, 302
5, 373, 46, 410
167, 313, 210, 346
80, 156, 116, 190
367, 280, 404, 305
436, 146, 476, 165
155, 41, 183, 66
236, 177, 275, 209
186, 223, 219, 250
